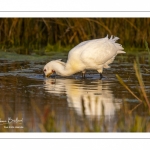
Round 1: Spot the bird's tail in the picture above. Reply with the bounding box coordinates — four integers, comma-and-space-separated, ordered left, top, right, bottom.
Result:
106, 35, 125, 54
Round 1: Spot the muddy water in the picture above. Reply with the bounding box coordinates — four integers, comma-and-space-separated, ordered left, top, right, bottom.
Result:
0, 52, 150, 132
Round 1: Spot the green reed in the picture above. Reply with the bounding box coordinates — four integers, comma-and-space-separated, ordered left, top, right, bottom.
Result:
116, 61, 150, 111
117, 40, 150, 111
145, 41, 150, 55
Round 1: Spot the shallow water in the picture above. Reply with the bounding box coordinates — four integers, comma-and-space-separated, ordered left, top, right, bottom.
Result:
0, 52, 150, 132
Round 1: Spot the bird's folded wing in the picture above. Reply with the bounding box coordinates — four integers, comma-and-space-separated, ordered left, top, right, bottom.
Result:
80, 39, 119, 65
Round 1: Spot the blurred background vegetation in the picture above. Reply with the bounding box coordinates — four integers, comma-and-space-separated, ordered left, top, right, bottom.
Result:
0, 18, 150, 54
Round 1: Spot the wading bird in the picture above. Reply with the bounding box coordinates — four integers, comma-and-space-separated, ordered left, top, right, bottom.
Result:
43, 35, 125, 79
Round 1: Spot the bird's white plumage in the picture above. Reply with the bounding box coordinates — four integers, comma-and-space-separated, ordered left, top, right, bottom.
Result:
43, 35, 125, 77
66, 35, 124, 72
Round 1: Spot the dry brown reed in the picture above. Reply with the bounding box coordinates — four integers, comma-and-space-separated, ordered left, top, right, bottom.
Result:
0, 18, 150, 53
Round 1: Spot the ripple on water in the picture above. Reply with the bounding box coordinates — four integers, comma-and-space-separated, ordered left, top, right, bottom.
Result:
0, 53, 150, 131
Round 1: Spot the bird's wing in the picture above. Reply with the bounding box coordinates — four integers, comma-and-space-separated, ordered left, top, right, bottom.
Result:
67, 40, 89, 58
80, 37, 123, 66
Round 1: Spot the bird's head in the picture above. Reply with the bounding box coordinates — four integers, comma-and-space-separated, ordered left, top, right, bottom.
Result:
43, 61, 55, 77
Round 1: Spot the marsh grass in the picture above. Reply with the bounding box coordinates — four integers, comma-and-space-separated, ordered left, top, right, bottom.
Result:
116, 61, 150, 110
115, 42, 150, 132
145, 41, 150, 55
116, 41, 150, 111
0, 18, 150, 54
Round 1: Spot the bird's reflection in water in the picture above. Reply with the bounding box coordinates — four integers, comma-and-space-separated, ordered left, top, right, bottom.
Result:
44, 78, 121, 119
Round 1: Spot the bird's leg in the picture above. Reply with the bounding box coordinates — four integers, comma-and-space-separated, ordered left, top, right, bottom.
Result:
82, 70, 86, 79
97, 68, 104, 80
55, 74, 56, 82
82, 73, 85, 78
100, 73, 103, 80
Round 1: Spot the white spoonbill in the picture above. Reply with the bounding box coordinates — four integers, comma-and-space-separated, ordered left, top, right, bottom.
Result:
43, 35, 125, 79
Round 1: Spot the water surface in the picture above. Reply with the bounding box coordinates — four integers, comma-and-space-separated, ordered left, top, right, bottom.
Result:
0, 52, 149, 132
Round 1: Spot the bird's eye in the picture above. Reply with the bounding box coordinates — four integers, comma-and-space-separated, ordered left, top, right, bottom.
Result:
44, 69, 46, 72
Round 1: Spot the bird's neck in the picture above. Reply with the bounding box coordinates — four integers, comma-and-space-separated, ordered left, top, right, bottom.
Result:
54, 62, 75, 76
